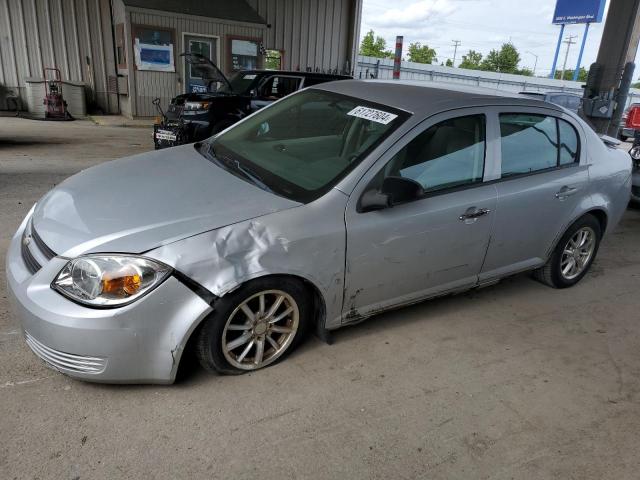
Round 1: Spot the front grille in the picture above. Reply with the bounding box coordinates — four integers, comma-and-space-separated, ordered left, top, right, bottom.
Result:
31, 227, 56, 260
20, 221, 57, 274
25, 331, 107, 374
21, 233, 41, 274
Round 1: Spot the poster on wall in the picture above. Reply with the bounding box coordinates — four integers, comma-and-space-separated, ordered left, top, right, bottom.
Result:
231, 39, 259, 70
134, 38, 175, 72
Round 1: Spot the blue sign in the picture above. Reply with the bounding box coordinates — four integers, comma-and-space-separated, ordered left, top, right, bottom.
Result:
552, 0, 605, 24
140, 47, 171, 66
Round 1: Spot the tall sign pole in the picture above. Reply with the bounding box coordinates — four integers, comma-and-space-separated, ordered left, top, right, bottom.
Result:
549, 24, 565, 78
573, 23, 591, 80
550, 0, 605, 79
393, 36, 403, 80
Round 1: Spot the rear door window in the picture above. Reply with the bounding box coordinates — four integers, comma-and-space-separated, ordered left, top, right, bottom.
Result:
499, 114, 579, 176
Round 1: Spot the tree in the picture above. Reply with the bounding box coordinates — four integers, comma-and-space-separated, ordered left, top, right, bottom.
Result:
480, 43, 520, 73
459, 50, 483, 70
517, 67, 534, 77
407, 42, 437, 64
445, 59, 453, 67
554, 67, 587, 82
359, 30, 393, 58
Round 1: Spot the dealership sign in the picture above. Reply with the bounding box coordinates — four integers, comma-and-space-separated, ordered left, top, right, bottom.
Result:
552, 0, 605, 24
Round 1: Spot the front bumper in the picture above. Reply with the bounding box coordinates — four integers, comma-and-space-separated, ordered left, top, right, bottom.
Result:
6, 213, 212, 384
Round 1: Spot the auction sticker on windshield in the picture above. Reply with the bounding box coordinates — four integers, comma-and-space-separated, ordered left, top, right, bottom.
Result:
347, 106, 398, 124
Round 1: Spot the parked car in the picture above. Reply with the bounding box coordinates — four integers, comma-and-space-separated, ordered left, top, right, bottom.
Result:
153, 53, 351, 149
7, 80, 632, 384
618, 103, 640, 141
519, 91, 582, 112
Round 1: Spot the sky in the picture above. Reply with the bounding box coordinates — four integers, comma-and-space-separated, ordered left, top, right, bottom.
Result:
360, 0, 636, 77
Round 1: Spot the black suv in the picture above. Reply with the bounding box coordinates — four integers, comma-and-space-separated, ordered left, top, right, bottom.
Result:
153, 53, 351, 149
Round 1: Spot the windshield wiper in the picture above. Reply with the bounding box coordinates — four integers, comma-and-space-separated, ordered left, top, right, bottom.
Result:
203, 142, 274, 193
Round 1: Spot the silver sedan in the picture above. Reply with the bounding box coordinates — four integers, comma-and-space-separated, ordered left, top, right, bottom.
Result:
6, 80, 632, 383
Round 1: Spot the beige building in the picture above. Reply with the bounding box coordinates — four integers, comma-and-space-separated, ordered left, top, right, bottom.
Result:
0, 0, 363, 117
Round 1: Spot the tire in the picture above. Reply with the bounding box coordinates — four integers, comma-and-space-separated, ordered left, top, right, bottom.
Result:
195, 276, 311, 375
533, 214, 602, 289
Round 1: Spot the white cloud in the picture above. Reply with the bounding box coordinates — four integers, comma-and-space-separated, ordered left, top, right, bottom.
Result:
360, 0, 626, 75
368, 0, 457, 29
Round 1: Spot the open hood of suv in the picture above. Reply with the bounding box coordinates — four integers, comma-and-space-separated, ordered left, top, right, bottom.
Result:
181, 53, 234, 92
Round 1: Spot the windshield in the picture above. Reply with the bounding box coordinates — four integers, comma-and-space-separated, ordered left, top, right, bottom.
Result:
205, 89, 407, 202
218, 72, 258, 94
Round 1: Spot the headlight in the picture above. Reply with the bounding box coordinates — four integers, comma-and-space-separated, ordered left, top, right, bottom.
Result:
52, 255, 172, 307
184, 101, 210, 112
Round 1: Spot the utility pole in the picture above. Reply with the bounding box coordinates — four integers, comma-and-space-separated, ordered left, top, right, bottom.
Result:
451, 40, 461, 67
560, 35, 577, 80
583, 0, 640, 135
526, 51, 538, 76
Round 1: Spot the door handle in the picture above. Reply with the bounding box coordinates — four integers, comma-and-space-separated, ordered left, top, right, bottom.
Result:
459, 208, 491, 221
555, 186, 578, 199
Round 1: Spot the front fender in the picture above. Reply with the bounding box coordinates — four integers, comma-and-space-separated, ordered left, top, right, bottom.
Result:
145, 189, 348, 330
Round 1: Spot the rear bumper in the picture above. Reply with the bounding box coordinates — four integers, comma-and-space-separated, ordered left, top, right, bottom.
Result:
6, 212, 212, 384
621, 127, 636, 139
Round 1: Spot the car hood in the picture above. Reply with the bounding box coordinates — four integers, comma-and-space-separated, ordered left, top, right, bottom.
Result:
30, 144, 300, 257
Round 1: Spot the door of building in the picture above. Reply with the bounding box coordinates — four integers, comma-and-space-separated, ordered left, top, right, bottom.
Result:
184, 35, 217, 93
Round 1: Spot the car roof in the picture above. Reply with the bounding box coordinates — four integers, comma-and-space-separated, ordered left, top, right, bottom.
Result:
239, 70, 351, 79
314, 79, 564, 116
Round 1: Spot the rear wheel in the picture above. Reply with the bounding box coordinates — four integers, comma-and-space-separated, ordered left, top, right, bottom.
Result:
533, 214, 601, 288
196, 277, 310, 374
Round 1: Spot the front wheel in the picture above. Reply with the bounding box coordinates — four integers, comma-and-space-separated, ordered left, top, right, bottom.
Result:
196, 277, 310, 375
533, 214, 601, 288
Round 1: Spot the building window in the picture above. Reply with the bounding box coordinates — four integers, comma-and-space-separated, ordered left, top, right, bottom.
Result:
131, 24, 176, 72
116, 24, 126, 69
265, 50, 283, 70
227, 36, 261, 72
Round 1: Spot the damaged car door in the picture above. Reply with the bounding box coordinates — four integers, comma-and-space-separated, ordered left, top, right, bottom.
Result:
343, 111, 497, 319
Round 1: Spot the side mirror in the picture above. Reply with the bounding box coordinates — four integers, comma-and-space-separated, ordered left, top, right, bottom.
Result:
360, 176, 424, 212
360, 189, 391, 212
381, 176, 424, 204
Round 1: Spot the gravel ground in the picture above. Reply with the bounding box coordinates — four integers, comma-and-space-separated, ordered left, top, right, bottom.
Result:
2, 117, 640, 479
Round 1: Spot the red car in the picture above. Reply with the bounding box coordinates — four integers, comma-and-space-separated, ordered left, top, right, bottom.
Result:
620, 103, 640, 141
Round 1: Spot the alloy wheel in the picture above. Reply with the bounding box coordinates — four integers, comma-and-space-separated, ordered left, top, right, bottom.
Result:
221, 290, 299, 370
560, 226, 596, 280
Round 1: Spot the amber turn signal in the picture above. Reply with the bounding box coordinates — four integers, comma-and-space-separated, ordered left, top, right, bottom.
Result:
102, 266, 142, 296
